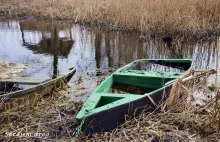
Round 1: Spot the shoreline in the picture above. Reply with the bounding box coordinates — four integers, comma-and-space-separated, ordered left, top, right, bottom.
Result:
0, 0, 220, 38
0, 15, 219, 43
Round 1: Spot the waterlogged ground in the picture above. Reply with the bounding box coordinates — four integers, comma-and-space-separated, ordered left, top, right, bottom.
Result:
0, 18, 219, 101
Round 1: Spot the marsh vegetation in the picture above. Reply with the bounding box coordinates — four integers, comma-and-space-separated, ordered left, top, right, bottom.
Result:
0, 1, 220, 140
0, 0, 220, 35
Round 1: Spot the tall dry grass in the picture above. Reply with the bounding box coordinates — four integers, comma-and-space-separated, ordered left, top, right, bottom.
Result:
1, 0, 220, 34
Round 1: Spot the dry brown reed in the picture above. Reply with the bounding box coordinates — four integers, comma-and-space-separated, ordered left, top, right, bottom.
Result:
0, 0, 220, 34
166, 69, 220, 137
0, 90, 83, 141
0, 74, 83, 141
167, 69, 216, 109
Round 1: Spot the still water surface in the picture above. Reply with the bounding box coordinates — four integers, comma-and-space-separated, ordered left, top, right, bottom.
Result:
0, 19, 218, 100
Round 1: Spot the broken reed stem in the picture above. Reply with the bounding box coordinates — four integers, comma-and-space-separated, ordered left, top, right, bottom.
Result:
216, 36, 220, 136
167, 69, 216, 110
216, 91, 220, 135
147, 95, 158, 109
215, 37, 220, 92
166, 68, 220, 138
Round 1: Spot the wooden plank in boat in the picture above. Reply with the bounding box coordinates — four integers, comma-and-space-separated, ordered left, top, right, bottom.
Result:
0, 77, 51, 85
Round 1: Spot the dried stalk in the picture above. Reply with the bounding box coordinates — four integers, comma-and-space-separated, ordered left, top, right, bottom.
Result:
167, 70, 215, 109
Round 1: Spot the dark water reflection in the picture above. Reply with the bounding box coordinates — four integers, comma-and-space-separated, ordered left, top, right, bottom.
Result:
0, 19, 219, 92
20, 21, 74, 78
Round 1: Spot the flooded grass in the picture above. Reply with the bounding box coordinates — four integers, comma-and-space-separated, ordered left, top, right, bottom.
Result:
0, 0, 220, 35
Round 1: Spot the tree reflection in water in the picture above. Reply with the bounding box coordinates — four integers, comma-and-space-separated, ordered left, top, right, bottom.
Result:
19, 21, 74, 78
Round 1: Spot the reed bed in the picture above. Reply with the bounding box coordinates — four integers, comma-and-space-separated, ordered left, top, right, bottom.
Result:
1, 0, 220, 35
0, 75, 84, 141
0, 89, 83, 141
0, 73, 104, 141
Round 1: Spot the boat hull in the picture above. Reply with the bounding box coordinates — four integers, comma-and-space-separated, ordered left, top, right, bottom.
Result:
0, 68, 76, 113
76, 59, 194, 135
80, 85, 172, 134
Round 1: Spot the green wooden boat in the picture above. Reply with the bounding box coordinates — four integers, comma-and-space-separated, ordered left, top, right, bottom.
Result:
76, 59, 194, 134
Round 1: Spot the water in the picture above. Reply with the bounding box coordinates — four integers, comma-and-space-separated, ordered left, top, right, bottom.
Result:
128, 61, 187, 73
110, 83, 155, 95
0, 18, 219, 100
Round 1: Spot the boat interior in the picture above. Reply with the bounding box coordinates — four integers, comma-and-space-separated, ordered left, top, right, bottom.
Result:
0, 77, 50, 95
93, 59, 193, 109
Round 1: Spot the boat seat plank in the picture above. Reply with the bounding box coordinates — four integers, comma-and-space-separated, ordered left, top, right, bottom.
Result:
0, 77, 51, 85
